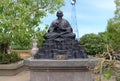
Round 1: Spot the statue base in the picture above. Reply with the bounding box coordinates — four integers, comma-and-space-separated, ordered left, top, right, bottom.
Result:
24, 58, 98, 81
34, 38, 87, 59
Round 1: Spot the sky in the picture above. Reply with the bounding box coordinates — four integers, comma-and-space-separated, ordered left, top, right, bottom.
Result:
41, 0, 116, 38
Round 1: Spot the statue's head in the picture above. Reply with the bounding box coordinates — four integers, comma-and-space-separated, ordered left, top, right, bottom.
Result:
56, 10, 63, 18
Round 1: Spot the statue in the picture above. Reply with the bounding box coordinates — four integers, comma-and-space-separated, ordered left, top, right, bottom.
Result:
34, 10, 87, 59
44, 10, 75, 40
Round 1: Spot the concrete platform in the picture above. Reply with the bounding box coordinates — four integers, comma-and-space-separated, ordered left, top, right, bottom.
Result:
24, 58, 98, 81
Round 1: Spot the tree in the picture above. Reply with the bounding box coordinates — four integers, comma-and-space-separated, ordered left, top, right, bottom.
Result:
79, 33, 107, 55
0, 0, 64, 53
106, 0, 120, 52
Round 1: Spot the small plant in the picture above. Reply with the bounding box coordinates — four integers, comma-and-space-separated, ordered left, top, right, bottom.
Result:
0, 52, 21, 64
10, 52, 22, 63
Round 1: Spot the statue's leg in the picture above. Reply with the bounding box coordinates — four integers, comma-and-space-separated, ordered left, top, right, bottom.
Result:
61, 33, 76, 39
44, 33, 60, 39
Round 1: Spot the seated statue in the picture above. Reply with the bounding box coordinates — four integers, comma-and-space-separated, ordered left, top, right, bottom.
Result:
34, 10, 87, 59
44, 10, 76, 40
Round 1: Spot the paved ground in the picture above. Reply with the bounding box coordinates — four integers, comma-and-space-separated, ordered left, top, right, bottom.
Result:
0, 53, 30, 81
0, 70, 116, 81
0, 71, 30, 81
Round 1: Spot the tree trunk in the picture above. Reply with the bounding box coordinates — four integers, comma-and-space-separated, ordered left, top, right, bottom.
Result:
0, 43, 9, 54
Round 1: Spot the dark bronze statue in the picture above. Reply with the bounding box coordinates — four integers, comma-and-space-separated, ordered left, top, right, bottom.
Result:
34, 10, 87, 59
44, 10, 75, 40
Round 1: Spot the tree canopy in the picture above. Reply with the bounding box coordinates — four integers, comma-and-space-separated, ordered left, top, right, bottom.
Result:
0, 0, 64, 53
106, 0, 120, 52
79, 33, 107, 55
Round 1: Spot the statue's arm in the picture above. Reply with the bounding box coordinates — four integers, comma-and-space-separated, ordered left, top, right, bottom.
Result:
66, 21, 73, 32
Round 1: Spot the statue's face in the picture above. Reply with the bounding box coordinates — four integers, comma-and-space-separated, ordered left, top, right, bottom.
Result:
56, 11, 63, 18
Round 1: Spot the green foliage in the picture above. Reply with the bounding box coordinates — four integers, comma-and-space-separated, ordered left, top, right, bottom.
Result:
0, 52, 21, 64
107, 19, 120, 52
35, 28, 47, 47
116, 77, 120, 81
0, 0, 64, 52
79, 33, 107, 55
11, 45, 29, 50
106, 0, 120, 52
103, 67, 112, 79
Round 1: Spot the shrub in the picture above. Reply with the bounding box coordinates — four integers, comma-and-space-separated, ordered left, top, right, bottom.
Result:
11, 45, 29, 50
79, 33, 107, 55
0, 52, 21, 64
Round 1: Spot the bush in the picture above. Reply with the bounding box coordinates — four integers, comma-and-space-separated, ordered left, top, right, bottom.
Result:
11, 45, 29, 50
0, 52, 21, 64
79, 33, 107, 55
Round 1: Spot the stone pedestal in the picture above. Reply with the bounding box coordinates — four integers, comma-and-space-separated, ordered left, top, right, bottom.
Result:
24, 58, 98, 81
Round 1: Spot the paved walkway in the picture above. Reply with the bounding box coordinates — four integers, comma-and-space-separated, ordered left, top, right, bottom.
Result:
0, 71, 30, 81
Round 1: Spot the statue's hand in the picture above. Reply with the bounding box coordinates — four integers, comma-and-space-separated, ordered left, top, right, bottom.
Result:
54, 23, 59, 31
60, 27, 66, 31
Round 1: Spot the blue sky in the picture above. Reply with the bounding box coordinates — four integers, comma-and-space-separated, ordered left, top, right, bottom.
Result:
41, 0, 116, 37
